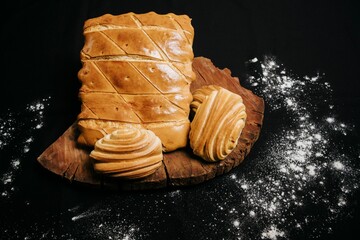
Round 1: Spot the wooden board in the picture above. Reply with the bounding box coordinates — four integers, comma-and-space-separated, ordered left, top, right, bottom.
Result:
37, 57, 265, 190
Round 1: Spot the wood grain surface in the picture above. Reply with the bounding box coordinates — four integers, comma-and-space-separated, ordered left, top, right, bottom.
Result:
37, 57, 265, 190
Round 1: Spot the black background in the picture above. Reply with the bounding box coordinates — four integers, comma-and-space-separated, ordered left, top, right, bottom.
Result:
0, 0, 359, 239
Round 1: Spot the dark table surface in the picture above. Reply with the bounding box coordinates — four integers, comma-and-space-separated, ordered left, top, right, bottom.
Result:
1, 1, 359, 239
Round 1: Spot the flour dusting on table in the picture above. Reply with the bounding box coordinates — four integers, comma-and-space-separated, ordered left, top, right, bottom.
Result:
0, 97, 51, 198
221, 56, 359, 239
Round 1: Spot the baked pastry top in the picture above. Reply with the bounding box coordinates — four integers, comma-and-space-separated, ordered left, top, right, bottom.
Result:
77, 12, 196, 152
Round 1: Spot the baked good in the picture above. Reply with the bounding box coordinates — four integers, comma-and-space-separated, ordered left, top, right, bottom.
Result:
189, 85, 247, 162
90, 125, 163, 179
77, 12, 195, 152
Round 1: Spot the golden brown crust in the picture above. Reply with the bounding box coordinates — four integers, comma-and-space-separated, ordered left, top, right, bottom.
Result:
77, 119, 190, 150
77, 12, 195, 151
81, 12, 194, 62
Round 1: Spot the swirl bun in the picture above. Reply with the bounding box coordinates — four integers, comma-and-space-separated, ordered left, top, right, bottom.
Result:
190, 85, 247, 162
90, 125, 163, 179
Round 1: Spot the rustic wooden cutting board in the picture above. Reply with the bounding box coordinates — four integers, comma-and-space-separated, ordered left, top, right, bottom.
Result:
37, 57, 265, 190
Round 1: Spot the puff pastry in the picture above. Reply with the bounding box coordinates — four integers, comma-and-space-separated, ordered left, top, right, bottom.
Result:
77, 12, 195, 152
189, 85, 247, 162
90, 125, 163, 179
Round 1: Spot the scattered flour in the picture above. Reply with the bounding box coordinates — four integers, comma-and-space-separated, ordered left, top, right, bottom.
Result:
68, 205, 142, 240
0, 97, 51, 198
223, 56, 359, 239
261, 225, 285, 240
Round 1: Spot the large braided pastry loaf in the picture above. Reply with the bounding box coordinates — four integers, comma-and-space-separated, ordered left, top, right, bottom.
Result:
77, 12, 195, 152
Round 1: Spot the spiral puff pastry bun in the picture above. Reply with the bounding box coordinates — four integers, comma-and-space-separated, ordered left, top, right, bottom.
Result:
90, 125, 163, 179
190, 85, 247, 162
